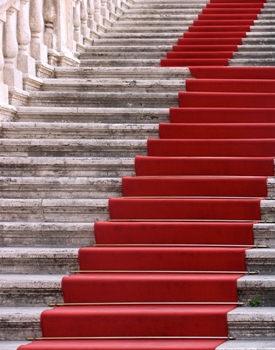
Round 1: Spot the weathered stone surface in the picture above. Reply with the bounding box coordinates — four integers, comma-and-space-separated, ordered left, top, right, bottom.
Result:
228, 307, 275, 339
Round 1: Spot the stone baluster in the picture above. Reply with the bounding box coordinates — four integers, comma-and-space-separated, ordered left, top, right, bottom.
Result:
43, 0, 57, 50
100, 0, 109, 20
43, 0, 58, 66
17, 0, 41, 90
3, 2, 24, 96
73, 0, 82, 43
87, 0, 98, 38
94, 0, 106, 32
0, 12, 9, 106
80, 0, 91, 45
30, 0, 52, 77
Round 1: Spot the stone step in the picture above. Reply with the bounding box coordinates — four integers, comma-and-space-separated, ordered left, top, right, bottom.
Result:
54, 67, 190, 79
92, 38, 178, 46
0, 222, 275, 249
6, 306, 275, 343
82, 45, 172, 53
0, 139, 147, 157
0, 177, 122, 199
27, 91, 178, 108
230, 59, 275, 66
0, 307, 48, 340
120, 9, 204, 15
228, 307, 275, 339
242, 38, 275, 45
0, 156, 136, 177
0, 275, 63, 306
233, 51, 275, 59
79, 58, 160, 67
41, 78, 186, 93
0, 342, 30, 350
16, 107, 170, 124
237, 45, 275, 52
79, 51, 167, 59
99, 32, 185, 39
118, 14, 197, 22
1, 273, 275, 307
1, 122, 159, 139
0, 248, 78, 274
0, 198, 109, 222
0, 245, 275, 274
0, 222, 94, 248
217, 340, 275, 350
1, 176, 275, 200
127, 4, 207, 11
238, 275, 275, 307
104, 20, 195, 27
0, 197, 275, 225
106, 25, 189, 33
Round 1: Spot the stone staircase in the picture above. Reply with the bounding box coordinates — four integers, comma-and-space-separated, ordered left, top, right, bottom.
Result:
0, 0, 275, 349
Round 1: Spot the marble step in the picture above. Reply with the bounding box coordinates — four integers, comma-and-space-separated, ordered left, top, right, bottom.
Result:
1, 273, 275, 307
0, 307, 48, 341
91, 38, 178, 46
0, 156, 136, 177
0, 122, 159, 139
16, 106, 170, 123
2, 176, 275, 200
237, 45, 275, 52
27, 91, 178, 108
41, 79, 186, 93
79, 58, 160, 67
217, 340, 275, 350
234, 51, 275, 59
104, 20, 195, 27
117, 14, 198, 22
82, 45, 172, 53
1, 222, 275, 249
0, 198, 109, 223
0, 139, 147, 157
1, 305, 275, 341
106, 25, 189, 33
54, 67, 191, 79
98, 32, 185, 39
230, 59, 275, 66
0, 341, 30, 350
242, 38, 275, 45
0, 246, 274, 275
0, 177, 122, 199
228, 307, 275, 339
0, 197, 275, 225
120, 9, 204, 15
0, 222, 94, 248
79, 51, 167, 59
0, 248, 79, 274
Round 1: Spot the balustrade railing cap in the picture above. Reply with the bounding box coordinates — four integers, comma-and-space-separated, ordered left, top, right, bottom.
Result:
0, 0, 19, 15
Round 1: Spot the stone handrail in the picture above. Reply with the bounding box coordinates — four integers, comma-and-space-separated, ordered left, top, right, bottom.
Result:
0, 0, 134, 119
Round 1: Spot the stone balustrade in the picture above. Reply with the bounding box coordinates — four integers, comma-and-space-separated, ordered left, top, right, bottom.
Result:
0, 0, 133, 119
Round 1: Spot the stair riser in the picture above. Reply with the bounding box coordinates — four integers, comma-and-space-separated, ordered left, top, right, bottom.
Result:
1, 201, 275, 222
228, 318, 275, 340
0, 205, 109, 223
2, 180, 275, 199
54, 67, 189, 78
2, 281, 274, 307
0, 323, 41, 341
41, 80, 185, 93
27, 93, 178, 108
1, 126, 159, 139
1, 224, 275, 249
16, 108, 170, 124
0, 250, 274, 274
79, 59, 160, 67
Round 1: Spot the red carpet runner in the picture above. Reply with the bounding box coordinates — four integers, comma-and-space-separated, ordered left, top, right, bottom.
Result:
20, 0, 274, 349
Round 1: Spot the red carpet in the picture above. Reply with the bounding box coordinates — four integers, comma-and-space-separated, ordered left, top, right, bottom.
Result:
19, 0, 271, 349
94, 222, 255, 245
